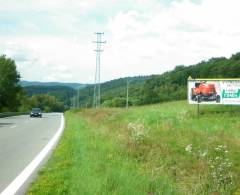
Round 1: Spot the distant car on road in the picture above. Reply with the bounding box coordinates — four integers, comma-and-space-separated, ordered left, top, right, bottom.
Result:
30, 108, 42, 118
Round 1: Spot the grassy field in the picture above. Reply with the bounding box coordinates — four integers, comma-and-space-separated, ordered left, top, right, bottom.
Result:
27, 101, 240, 195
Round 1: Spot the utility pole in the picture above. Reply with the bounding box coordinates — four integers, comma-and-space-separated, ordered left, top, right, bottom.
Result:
126, 78, 131, 109
93, 32, 106, 108
72, 96, 75, 109
75, 94, 77, 109
77, 87, 80, 108
73, 96, 76, 108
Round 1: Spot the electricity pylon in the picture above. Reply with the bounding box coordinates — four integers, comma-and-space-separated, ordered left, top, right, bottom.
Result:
93, 32, 106, 108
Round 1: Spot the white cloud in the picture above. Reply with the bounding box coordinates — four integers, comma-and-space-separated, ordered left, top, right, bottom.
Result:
0, 0, 97, 12
1, 36, 95, 82
1, 0, 240, 82
104, 0, 240, 80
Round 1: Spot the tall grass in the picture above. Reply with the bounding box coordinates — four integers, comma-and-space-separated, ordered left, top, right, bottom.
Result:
28, 101, 240, 194
27, 110, 174, 195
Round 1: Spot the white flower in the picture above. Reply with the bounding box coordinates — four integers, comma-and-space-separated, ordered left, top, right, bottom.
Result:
185, 144, 192, 153
128, 121, 149, 143
200, 150, 208, 158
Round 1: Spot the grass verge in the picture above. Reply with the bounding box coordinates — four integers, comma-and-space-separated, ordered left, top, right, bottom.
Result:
27, 101, 240, 194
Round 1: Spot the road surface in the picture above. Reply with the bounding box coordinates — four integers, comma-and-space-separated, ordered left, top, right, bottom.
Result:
0, 113, 63, 194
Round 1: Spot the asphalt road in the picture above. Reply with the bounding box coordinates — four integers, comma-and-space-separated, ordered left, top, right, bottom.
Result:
0, 113, 62, 194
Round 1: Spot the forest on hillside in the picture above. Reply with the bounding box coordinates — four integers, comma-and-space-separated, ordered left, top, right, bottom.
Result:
142, 52, 240, 104
76, 76, 148, 107
76, 52, 240, 107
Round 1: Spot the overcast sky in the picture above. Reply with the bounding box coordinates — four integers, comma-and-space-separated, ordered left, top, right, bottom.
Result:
1, 0, 240, 83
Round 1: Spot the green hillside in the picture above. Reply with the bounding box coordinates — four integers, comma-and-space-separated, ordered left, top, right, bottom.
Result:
23, 85, 76, 107
142, 52, 240, 104
77, 76, 149, 107
28, 101, 240, 194
77, 52, 240, 107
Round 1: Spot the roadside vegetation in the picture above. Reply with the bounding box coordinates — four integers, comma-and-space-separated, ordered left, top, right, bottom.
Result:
0, 55, 66, 112
19, 94, 65, 113
0, 55, 22, 112
28, 101, 240, 194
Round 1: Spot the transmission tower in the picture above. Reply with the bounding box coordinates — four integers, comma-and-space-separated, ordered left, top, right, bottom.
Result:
93, 32, 106, 108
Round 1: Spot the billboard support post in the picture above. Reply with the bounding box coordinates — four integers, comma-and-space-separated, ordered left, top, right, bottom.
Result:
197, 104, 200, 118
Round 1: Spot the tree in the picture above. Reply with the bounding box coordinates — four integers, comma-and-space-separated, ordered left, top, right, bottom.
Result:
0, 55, 21, 111
29, 94, 65, 112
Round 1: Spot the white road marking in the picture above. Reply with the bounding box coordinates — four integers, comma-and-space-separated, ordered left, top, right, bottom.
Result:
0, 113, 65, 195
10, 125, 17, 129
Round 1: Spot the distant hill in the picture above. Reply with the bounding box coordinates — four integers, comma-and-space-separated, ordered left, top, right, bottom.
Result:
20, 80, 86, 89
23, 85, 77, 108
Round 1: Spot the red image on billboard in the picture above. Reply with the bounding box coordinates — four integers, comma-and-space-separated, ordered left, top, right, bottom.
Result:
190, 82, 221, 103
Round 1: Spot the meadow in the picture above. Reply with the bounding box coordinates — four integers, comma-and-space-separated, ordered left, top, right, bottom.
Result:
27, 101, 240, 194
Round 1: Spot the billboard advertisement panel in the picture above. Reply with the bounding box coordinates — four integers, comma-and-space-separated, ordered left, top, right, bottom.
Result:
188, 78, 240, 105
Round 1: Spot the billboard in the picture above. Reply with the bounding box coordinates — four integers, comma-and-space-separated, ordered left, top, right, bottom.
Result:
188, 78, 240, 105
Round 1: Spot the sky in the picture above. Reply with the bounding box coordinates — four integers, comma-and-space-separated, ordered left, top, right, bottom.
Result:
0, 0, 240, 83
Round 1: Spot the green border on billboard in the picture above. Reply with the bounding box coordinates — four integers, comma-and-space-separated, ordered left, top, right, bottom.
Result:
188, 78, 240, 81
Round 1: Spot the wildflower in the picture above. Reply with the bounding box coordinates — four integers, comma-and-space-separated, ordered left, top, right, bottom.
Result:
185, 144, 192, 153
200, 150, 208, 158
128, 121, 149, 144
208, 144, 233, 191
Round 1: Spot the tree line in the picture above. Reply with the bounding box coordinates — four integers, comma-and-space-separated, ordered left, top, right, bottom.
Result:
24, 85, 76, 108
0, 55, 65, 112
